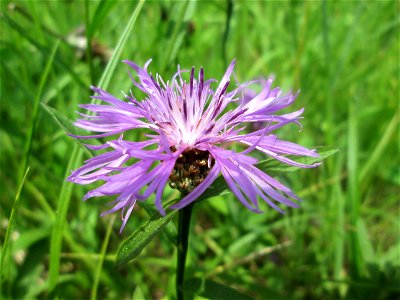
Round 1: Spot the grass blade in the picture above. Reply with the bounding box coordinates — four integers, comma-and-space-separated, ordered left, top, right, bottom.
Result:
360, 108, 399, 192
88, 0, 117, 39
96, 0, 145, 90
161, 1, 194, 72
221, 0, 233, 65
347, 97, 363, 278
91, 215, 116, 300
41, 102, 94, 158
48, 147, 83, 294
0, 167, 30, 294
20, 39, 60, 180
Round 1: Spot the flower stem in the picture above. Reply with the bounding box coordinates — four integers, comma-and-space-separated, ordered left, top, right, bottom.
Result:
176, 202, 194, 300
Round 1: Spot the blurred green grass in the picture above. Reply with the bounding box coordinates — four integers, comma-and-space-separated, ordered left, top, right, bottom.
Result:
0, 0, 399, 299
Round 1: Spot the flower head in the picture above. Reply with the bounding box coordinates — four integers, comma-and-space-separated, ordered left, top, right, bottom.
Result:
68, 59, 320, 232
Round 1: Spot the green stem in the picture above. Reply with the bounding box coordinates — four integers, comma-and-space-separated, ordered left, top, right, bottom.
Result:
176, 202, 194, 300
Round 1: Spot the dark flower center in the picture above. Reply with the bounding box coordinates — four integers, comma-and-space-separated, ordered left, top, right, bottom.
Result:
169, 148, 215, 193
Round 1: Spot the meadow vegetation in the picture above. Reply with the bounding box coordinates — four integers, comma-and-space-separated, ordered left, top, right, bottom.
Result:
1, 1, 399, 299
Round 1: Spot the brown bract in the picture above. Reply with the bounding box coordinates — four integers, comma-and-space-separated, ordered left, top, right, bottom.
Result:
169, 147, 215, 193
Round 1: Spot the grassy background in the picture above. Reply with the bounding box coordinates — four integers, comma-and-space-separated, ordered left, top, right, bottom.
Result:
1, 0, 399, 299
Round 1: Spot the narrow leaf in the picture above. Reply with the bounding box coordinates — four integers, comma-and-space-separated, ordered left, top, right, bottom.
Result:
161, 1, 194, 72
88, 0, 117, 38
96, 0, 145, 90
21, 40, 60, 178
0, 167, 30, 292
360, 108, 399, 192
91, 215, 116, 300
356, 217, 375, 263
115, 209, 178, 269
48, 147, 83, 293
41, 103, 93, 157
140, 201, 178, 246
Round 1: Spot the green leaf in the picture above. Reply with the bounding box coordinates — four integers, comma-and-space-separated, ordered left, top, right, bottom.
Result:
356, 217, 375, 263
87, 0, 117, 39
96, 0, 145, 90
161, 1, 195, 72
140, 201, 178, 247
183, 277, 253, 300
48, 146, 83, 293
132, 286, 146, 299
360, 108, 399, 192
114, 209, 178, 269
41, 102, 93, 158
0, 167, 30, 293
21, 39, 60, 178
91, 215, 116, 300
42, 103, 78, 135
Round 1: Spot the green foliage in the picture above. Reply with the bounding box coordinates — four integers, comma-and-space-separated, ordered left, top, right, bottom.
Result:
48, 146, 83, 294
1, 0, 399, 299
115, 208, 178, 269
0, 167, 30, 293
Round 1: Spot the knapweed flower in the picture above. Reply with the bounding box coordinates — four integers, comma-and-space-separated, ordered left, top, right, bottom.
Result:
68, 59, 320, 231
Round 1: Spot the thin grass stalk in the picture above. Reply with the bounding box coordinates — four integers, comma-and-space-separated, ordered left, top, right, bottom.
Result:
20, 40, 60, 180
347, 97, 363, 278
91, 215, 116, 300
0, 168, 30, 295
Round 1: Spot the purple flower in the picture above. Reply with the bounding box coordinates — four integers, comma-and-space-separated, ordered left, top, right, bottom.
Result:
240, 76, 296, 131
68, 59, 320, 231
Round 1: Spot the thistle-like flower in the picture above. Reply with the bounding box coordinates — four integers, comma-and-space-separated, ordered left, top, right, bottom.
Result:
68, 59, 320, 231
